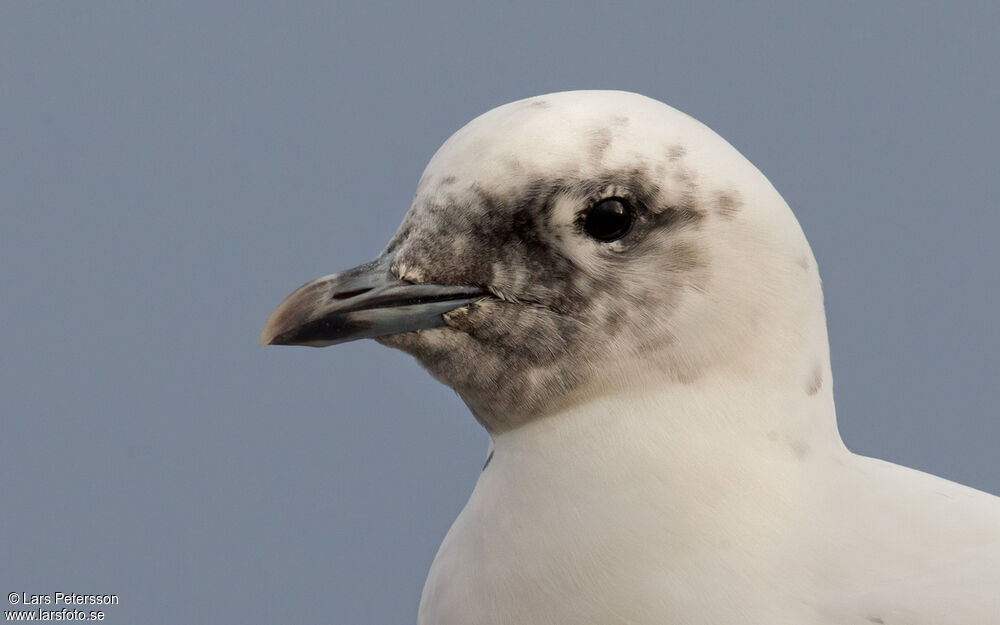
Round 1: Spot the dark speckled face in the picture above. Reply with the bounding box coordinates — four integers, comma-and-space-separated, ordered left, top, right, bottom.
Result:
379, 175, 709, 429
370, 92, 768, 431
262, 91, 824, 432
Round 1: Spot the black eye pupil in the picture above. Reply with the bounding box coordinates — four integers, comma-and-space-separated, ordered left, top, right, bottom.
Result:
584, 198, 632, 242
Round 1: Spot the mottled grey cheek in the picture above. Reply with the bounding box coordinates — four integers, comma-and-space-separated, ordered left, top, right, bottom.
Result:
378, 161, 714, 429
444, 299, 581, 367
376, 309, 592, 433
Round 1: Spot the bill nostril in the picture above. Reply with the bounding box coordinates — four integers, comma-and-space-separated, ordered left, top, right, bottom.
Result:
331, 287, 373, 300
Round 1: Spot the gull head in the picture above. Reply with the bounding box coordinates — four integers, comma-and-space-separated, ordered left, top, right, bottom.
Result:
261, 91, 828, 432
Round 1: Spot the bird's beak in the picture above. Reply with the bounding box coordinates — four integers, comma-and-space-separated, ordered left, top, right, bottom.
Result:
259, 255, 486, 347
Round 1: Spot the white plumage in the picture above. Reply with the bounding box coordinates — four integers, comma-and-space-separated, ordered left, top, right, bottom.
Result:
264, 91, 1000, 624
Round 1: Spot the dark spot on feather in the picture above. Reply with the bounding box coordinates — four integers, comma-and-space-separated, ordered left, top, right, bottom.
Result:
867, 618, 885, 624
482, 448, 494, 470
506, 158, 526, 175
806, 362, 823, 396
660, 147, 704, 217
716, 191, 742, 219
667, 145, 687, 161
665, 240, 704, 272
588, 127, 614, 163
789, 439, 810, 459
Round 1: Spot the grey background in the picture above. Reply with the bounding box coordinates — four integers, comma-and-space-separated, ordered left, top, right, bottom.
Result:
2, 2, 997, 623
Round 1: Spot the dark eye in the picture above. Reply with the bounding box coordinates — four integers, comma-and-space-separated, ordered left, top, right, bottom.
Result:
583, 198, 633, 242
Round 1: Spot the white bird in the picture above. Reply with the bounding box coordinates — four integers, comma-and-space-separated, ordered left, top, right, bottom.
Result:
260, 91, 1000, 625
